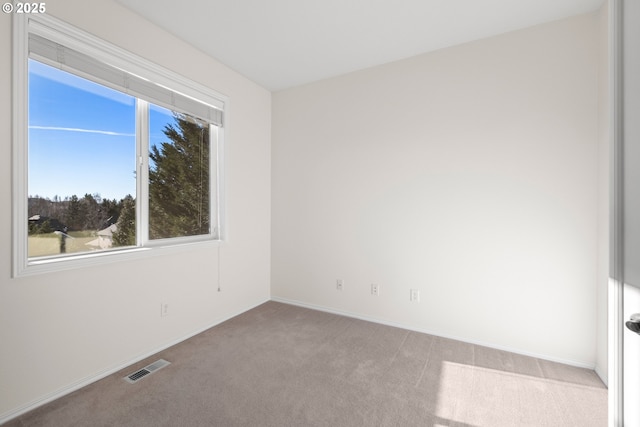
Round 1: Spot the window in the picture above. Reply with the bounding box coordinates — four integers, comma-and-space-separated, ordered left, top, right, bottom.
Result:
13, 15, 226, 276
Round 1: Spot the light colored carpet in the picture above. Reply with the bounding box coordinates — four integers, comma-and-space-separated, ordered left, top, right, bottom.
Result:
4, 301, 607, 426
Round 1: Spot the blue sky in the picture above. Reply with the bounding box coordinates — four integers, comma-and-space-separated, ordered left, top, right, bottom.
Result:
28, 59, 173, 201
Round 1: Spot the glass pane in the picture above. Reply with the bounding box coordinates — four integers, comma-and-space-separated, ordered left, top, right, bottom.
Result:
148, 104, 212, 240
28, 59, 136, 258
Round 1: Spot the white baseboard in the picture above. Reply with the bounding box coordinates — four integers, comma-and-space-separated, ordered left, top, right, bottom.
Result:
595, 364, 608, 387
0, 298, 270, 425
270, 296, 597, 371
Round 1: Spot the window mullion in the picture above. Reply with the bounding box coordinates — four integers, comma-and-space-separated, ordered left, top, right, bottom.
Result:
137, 99, 150, 246
211, 125, 220, 239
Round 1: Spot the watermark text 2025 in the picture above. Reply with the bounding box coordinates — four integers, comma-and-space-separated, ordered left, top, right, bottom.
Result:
3, 3, 46, 14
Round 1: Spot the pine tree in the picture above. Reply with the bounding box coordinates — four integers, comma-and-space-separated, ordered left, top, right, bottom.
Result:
81, 193, 106, 230
65, 195, 81, 231
113, 195, 135, 246
148, 114, 210, 239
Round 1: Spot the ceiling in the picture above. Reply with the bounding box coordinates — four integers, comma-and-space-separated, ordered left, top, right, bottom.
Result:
116, 0, 604, 92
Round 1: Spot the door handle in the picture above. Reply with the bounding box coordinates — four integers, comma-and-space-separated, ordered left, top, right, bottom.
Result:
626, 313, 640, 335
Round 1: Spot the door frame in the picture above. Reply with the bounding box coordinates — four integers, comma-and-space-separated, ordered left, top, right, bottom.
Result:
609, 0, 624, 425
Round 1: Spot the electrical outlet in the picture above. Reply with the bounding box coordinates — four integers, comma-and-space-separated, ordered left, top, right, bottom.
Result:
336, 279, 344, 291
410, 289, 420, 302
371, 283, 380, 296
161, 303, 169, 317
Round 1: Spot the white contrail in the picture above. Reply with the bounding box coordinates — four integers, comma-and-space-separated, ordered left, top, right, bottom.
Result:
29, 126, 135, 137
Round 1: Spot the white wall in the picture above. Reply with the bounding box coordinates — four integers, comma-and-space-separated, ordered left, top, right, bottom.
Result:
0, 0, 271, 421
622, 0, 640, 424
272, 12, 601, 367
622, 0, 640, 290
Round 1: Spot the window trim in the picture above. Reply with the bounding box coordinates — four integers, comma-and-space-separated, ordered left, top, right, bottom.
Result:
13, 14, 228, 277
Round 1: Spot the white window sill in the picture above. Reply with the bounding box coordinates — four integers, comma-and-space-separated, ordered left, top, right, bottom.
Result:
17, 239, 221, 278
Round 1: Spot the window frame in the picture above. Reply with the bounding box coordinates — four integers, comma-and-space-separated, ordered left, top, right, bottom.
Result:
13, 14, 227, 277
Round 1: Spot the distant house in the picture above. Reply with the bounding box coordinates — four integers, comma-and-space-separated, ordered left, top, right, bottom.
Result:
85, 224, 117, 249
